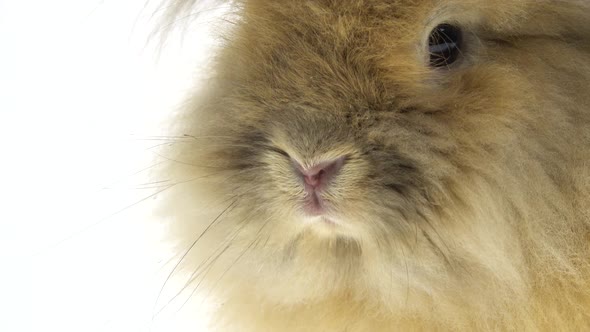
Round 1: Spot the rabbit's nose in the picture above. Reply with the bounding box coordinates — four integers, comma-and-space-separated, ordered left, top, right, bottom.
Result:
293, 157, 346, 191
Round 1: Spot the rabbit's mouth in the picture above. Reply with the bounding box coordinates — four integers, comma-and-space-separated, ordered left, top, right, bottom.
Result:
299, 193, 344, 229
301, 190, 327, 216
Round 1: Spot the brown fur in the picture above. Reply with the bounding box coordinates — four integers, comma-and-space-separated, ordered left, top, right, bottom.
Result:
156, 0, 590, 330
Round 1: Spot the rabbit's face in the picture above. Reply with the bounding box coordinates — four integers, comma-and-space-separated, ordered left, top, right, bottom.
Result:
185, 0, 590, 307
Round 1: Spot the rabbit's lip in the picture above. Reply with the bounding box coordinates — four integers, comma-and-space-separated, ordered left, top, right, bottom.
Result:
301, 211, 341, 227
302, 191, 327, 216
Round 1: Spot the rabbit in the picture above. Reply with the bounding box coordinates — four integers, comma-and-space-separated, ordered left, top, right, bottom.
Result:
154, 0, 590, 331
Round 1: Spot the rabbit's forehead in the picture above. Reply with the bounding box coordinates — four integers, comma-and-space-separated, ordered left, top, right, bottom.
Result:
236, 1, 508, 62
241, 0, 584, 36
243, 0, 433, 32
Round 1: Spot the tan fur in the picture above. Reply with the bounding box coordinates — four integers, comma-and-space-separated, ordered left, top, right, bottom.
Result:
156, 0, 590, 330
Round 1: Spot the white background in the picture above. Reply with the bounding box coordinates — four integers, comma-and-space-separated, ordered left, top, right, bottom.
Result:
0, 1, 221, 330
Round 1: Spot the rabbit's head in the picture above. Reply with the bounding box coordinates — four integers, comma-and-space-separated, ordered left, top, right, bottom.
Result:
162, 0, 590, 326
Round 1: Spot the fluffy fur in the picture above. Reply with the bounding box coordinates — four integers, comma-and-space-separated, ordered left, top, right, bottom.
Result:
156, 0, 590, 330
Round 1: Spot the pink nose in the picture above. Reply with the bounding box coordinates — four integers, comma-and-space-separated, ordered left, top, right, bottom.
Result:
294, 157, 346, 190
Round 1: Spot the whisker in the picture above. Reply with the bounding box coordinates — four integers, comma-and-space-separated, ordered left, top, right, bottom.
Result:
400, 245, 410, 306
130, 137, 193, 142
182, 204, 265, 285
152, 242, 232, 319
183, 134, 240, 140
197, 214, 275, 307
100, 169, 226, 192
100, 179, 172, 190
416, 209, 452, 259
146, 141, 184, 150
154, 204, 263, 315
149, 150, 227, 169
420, 228, 452, 267
96, 161, 165, 192
35, 184, 176, 255
144, 140, 259, 153
151, 196, 239, 321
152, 183, 255, 278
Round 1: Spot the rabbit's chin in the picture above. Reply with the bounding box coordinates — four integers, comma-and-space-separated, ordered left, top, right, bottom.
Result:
212, 175, 529, 316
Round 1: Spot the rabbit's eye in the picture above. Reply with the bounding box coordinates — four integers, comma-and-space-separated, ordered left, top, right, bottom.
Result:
428, 24, 462, 67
